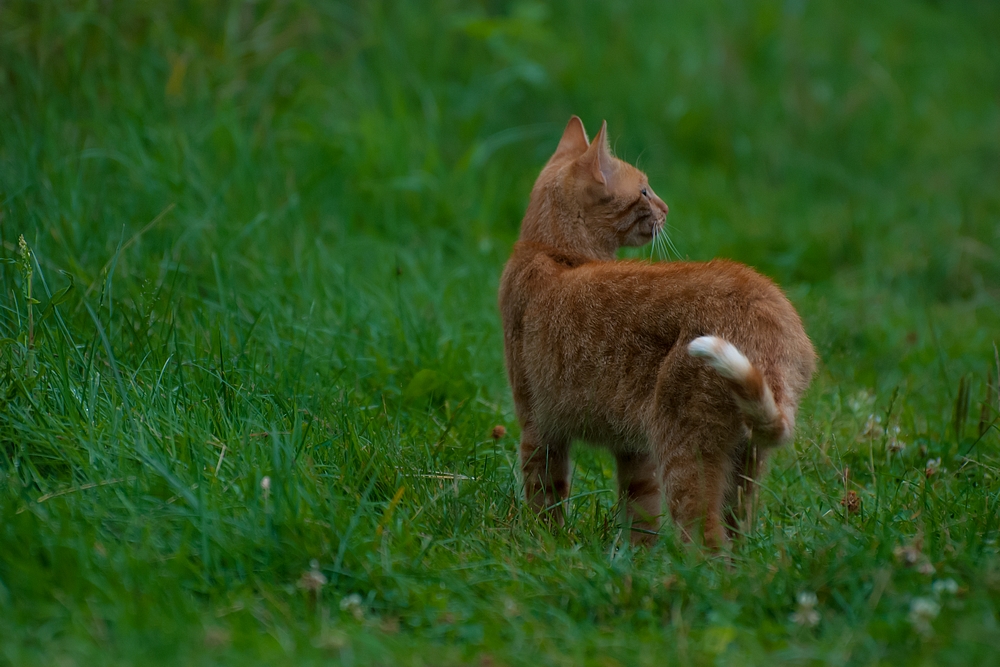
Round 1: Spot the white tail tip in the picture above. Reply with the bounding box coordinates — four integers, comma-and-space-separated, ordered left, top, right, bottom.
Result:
687, 336, 752, 382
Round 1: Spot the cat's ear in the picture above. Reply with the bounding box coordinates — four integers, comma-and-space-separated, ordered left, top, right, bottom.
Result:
581, 120, 614, 186
551, 116, 590, 161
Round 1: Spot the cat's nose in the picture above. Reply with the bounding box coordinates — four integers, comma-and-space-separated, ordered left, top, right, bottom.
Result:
655, 197, 668, 218
646, 186, 669, 218
648, 191, 668, 217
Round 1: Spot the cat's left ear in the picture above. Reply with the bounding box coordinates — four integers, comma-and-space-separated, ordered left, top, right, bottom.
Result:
581, 120, 615, 186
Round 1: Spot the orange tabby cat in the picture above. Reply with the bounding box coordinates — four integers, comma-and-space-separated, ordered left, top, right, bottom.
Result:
499, 116, 816, 547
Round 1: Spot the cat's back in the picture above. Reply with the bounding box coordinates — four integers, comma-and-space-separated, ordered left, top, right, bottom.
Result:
519, 255, 804, 341
499, 241, 590, 336
504, 249, 814, 406
502, 244, 804, 343
566, 258, 816, 385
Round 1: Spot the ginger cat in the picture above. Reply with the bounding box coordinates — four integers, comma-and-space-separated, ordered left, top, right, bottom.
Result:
499, 116, 816, 547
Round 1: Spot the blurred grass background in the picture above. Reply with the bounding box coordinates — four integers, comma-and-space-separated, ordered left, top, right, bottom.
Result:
1, 1, 999, 664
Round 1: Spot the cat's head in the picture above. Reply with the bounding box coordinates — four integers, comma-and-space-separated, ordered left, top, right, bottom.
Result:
522, 116, 669, 259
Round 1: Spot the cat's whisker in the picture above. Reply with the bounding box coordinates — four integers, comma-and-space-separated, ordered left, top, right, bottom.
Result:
663, 221, 681, 259
652, 223, 678, 261
664, 233, 681, 261
656, 226, 670, 262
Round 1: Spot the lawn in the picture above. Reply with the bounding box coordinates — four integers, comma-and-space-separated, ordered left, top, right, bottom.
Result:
2, 1, 999, 665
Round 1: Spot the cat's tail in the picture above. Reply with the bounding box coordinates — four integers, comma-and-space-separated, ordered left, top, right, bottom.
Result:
687, 335, 792, 446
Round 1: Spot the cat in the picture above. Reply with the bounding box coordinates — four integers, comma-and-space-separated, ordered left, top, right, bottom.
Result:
498, 116, 816, 547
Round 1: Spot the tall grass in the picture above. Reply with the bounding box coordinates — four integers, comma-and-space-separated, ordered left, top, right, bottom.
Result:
2, 1, 999, 664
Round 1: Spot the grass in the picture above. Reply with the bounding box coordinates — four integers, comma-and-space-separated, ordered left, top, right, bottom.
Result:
1, 0, 999, 664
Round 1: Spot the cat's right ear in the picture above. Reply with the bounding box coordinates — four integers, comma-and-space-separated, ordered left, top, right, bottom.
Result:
550, 116, 590, 162
580, 120, 614, 187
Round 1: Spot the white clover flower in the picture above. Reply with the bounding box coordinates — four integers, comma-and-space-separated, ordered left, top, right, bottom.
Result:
297, 559, 327, 593
503, 597, 520, 618
908, 597, 940, 636
932, 579, 959, 597
848, 390, 875, 415
340, 593, 364, 620
790, 591, 820, 627
887, 425, 906, 454
860, 414, 884, 439
925, 458, 941, 478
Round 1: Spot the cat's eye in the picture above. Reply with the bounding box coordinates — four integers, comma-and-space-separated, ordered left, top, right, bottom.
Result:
641, 188, 648, 197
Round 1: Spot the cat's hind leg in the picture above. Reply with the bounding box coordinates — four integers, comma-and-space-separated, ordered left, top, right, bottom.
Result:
661, 433, 734, 549
653, 347, 742, 548
519, 422, 571, 526
615, 450, 663, 546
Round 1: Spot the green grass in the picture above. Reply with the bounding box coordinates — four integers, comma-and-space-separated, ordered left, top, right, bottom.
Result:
2, 0, 1000, 664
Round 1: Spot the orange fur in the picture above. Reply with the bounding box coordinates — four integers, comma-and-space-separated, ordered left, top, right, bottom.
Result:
499, 117, 816, 547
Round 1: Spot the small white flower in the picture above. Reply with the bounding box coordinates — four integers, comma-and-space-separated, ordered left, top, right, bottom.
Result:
848, 390, 875, 415
340, 593, 364, 620
909, 597, 940, 636
297, 559, 327, 593
932, 579, 958, 597
503, 597, 520, 618
861, 414, 884, 439
791, 591, 820, 627
887, 426, 906, 454
925, 458, 942, 477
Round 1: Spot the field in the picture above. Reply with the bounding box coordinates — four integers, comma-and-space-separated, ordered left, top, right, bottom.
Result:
2, 1, 1000, 664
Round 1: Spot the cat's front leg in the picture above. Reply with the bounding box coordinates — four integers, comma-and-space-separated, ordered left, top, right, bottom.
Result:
519, 423, 570, 526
